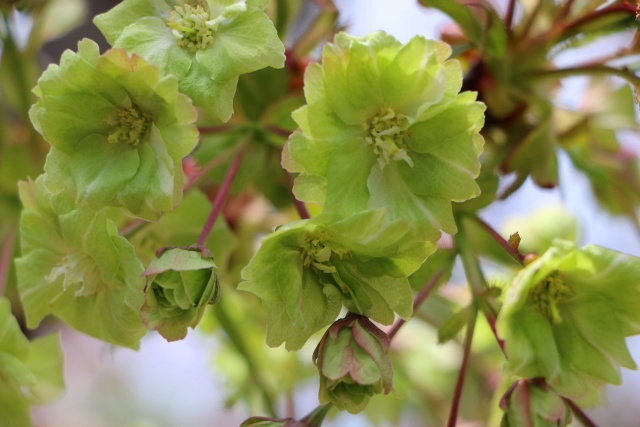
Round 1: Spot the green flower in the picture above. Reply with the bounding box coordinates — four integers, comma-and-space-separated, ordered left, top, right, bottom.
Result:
0, 298, 64, 427
239, 209, 435, 350
140, 247, 219, 341
30, 39, 198, 220
496, 239, 640, 400
15, 176, 147, 349
94, 0, 285, 122
313, 314, 393, 414
500, 379, 571, 427
282, 31, 485, 241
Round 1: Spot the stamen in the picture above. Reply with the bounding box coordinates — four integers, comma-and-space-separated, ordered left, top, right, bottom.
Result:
363, 107, 413, 169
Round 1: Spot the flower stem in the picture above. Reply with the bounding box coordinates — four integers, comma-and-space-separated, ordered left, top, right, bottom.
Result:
505, 0, 516, 34
531, 65, 640, 89
213, 297, 278, 417
455, 215, 503, 350
299, 404, 332, 427
472, 215, 525, 265
387, 264, 449, 340
265, 124, 292, 138
0, 224, 17, 296
286, 172, 310, 219
196, 146, 245, 246
564, 397, 599, 427
447, 306, 478, 427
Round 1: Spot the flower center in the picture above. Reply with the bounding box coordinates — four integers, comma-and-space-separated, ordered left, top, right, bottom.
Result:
47, 251, 102, 297
363, 107, 413, 169
168, 1, 216, 52
300, 231, 350, 274
104, 104, 152, 147
527, 271, 574, 324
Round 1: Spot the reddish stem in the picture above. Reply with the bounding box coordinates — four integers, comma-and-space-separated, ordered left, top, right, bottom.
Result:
266, 125, 292, 138
564, 397, 599, 427
198, 124, 233, 133
447, 307, 477, 427
472, 216, 525, 265
286, 173, 311, 220
505, 0, 516, 34
387, 266, 448, 340
0, 225, 17, 296
196, 148, 245, 246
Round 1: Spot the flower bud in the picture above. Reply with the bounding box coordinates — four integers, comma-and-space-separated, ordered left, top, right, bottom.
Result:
141, 247, 219, 341
500, 379, 571, 427
313, 314, 393, 414
240, 417, 304, 427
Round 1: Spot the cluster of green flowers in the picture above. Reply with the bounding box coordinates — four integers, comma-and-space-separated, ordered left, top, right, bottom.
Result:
240, 31, 486, 411
17, 0, 286, 350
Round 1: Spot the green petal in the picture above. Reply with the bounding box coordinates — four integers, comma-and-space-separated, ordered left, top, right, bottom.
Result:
113, 16, 193, 79
380, 37, 449, 117
367, 163, 456, 239
323, 139, 375, 216
93, 0, 172, 44
196, 11, 285, 81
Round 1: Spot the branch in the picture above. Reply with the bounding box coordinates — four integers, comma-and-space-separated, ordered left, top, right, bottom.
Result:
447, 306, 478, 427
387, 265, 449, 340
196, 147, 245, 246
0, 225, 17, 296
214, 298, 277, 417
285, 172, 311, 220
564, 397, 599, 427
472, 215, 525, 265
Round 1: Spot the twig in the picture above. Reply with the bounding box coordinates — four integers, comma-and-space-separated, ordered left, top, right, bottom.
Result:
472, 215, 525, 265
214, 298, 277, 417
387, 265, 449, 340
447, 306, 478, 427
564, 397, 599, 427
505, 0, 516, 34
197, 124, 234, 133
196, 147, 245, 246
286, 172, 311, 220
265, 125, 293, 138
0, 225, 17, 296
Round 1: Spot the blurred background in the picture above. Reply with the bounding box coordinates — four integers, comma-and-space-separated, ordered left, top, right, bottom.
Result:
2, 0, 640, 425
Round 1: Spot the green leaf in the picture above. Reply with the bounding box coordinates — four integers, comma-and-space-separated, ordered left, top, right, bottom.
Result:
418, 0, 506, 58
438, 306, 471, 344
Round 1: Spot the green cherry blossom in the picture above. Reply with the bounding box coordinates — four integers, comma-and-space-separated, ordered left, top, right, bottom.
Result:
282, 31, 485, 241
15, 176, 147, 349
239, 209, 435, 350
140, 247, 220, 341
94, 0, 285, 121
313, 314, 393, 414
496, 239, 640, 400
30, 39, 198, 220
0, 298, 64, 427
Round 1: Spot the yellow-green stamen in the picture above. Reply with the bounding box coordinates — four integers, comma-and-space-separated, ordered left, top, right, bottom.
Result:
104, 104, 152, 147
300, 230, 350, 274
527, 271, 574, 324
363, 107, 413, 169
167, 2, 215, 52
47, 251, 102, 297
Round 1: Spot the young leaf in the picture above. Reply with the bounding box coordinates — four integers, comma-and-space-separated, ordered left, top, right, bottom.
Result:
438, 306, 471, 344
